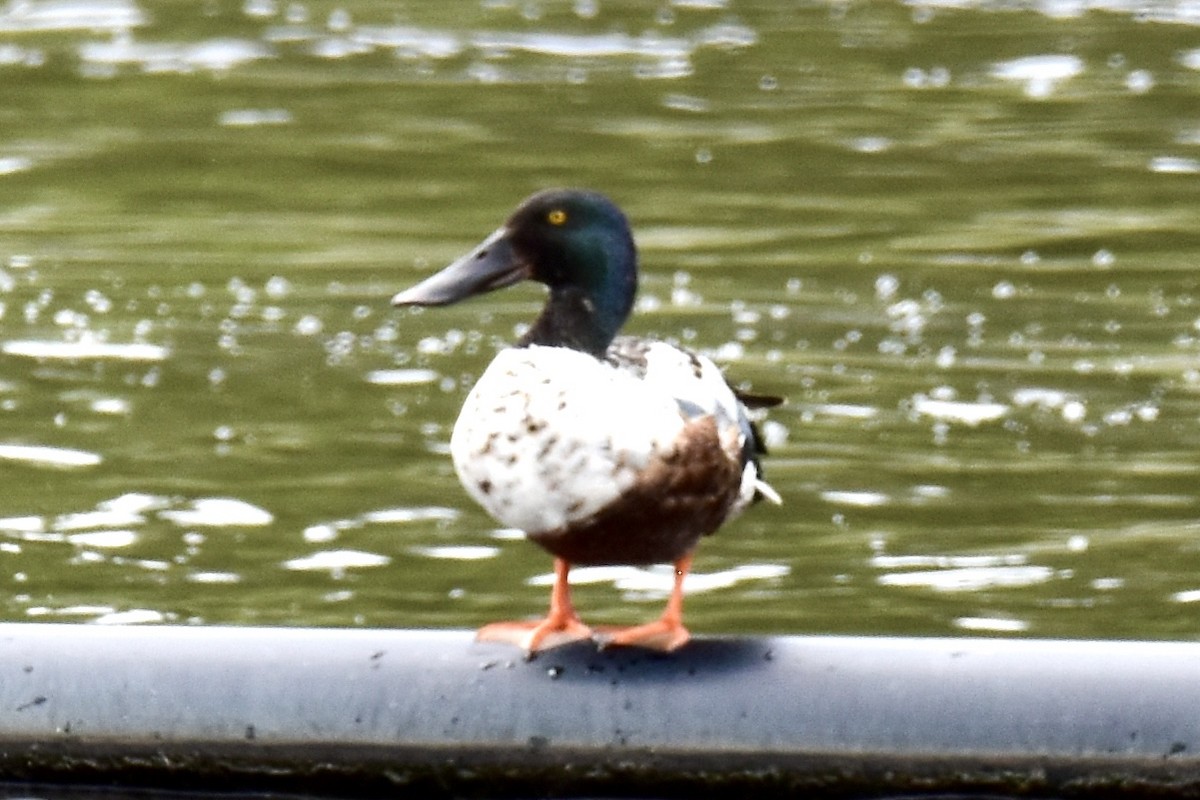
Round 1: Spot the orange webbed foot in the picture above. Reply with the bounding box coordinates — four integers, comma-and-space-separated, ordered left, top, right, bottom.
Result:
475, 557, 593, 657
476, 617, 593, 656
594, 552, 695, 653
594, 619, 690, 652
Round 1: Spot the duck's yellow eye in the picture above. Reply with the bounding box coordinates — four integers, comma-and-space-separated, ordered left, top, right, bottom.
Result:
547, 209, 568, 226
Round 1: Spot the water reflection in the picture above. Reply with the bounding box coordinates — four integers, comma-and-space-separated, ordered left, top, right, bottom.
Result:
0, 0, 144, 34
38, 0, 762, 81
528, 562, 791, 602
0, 0, 1199, 639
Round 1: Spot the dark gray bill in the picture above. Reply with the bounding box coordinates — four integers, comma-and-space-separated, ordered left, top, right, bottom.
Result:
392, 227, 528, 307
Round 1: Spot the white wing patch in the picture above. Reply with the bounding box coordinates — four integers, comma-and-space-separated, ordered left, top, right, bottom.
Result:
634, 341, 774, 513
635, 341, 744, 430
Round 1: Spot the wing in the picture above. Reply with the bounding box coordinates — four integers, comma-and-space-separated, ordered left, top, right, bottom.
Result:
607, 336, 781, 507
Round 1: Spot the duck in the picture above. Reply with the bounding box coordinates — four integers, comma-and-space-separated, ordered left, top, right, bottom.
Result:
392, 188, 781, 655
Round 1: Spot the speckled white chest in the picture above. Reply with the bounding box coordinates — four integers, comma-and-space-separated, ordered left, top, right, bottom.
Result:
449, 342, 751, 535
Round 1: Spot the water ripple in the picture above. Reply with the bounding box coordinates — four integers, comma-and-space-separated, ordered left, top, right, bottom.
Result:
2, 339, 169, 361
0, 443, 101, 468
0, 0, 144, 33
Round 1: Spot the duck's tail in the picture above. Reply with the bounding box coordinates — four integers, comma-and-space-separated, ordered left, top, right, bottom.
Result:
754, 478, 783, 506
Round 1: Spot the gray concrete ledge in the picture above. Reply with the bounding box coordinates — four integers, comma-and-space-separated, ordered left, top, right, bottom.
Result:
0, 624, 1197, 798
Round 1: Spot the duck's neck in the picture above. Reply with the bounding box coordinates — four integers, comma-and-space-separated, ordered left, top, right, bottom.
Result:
516, 223, 637, 357
518, 286, 626, 358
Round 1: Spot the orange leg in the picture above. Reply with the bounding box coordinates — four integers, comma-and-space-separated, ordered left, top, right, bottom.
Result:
596, 552, 693, 652
476, 557, 593, 655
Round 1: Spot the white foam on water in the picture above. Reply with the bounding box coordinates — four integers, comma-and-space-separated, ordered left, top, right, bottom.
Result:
303, 524, 340, 543
877, 565, 1054, 592
91, 608, 166, 625
810, 403, 878, 419
2, 339, 169, 361
217, 108, 293, 127
472, 30, 689, 59
489, 528, 525, 541
159, 498, 274, 527
0, 515, 44, 532
187, 571, 242, 584
53, 509, 144, 531
954, 616, 1029, 633
0, 0, 144, 33
27, 604, 114, 618
0, 444, 102, 467
360, 506, 460, 524
1149, 156, 1200, 174
348, 25, 462, 58
79, 36, 272, 74
870, 553, 1027, 569
99, 493, 169, 514
283, 549, 391, 571
528, 562, 789, 599
66, 530, 138, 548
365, 368, 440, 386
410, 545, 499, 561
912, 395, 1009, 425
990, 54, 1083, 97
89, 397, 132, 415
821, 490, 889, 507
0, 156, 33, 175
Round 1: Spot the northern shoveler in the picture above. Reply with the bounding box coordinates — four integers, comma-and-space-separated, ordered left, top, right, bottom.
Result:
392, 188, 781, 655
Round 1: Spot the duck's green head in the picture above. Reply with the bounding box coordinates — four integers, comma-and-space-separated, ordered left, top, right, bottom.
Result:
392, 189, 637, 356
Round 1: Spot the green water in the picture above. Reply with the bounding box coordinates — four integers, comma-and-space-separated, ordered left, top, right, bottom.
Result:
2, 0, 1200, 640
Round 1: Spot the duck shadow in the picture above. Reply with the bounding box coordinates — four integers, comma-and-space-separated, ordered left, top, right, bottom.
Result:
475, 636, 777, 685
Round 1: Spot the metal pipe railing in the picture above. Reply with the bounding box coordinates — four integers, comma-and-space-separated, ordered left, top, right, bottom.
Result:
0, 624, 1197, 798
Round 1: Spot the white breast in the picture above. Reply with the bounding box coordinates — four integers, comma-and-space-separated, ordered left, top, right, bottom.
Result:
448, 339, 774, 535
450, 346, 690, 534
